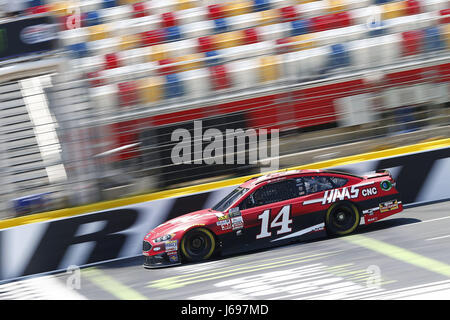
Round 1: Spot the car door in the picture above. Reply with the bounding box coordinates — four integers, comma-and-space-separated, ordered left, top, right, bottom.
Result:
220, 179, 301, 254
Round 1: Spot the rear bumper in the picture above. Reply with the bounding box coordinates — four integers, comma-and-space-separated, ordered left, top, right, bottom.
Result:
143, 252, 181, 269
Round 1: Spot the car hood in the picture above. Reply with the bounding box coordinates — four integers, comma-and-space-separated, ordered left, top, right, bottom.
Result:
146, 208, 223, 239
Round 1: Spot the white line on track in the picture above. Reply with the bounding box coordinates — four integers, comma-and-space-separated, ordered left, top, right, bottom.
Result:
426, 235, 450, 241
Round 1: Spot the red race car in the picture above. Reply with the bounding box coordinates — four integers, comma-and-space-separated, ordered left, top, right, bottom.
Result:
143, 169, 403, 268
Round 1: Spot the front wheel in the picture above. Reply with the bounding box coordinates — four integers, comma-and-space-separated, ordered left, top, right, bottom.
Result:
180, 228, 216, 262
325, 202, 360, 236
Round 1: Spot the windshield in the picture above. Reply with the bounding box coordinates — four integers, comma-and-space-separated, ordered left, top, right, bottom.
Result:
212, 187, 249, 212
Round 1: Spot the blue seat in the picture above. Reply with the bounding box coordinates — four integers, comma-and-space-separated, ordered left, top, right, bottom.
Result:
28, 0, 43, 7
329, 43, 350, 69
165, 74, 185, 99
373, 0, 392, 4
290, 20, 310, 36
165, 26, 183, 42
214, 18, 229, 33
253, 0, 271, 12
84, 11, 101, 27
102, 0, 116, 9
68, 42, 89, 58
424, 27, 444, 52
204, 50, 221, 66
367, 20, 386, 37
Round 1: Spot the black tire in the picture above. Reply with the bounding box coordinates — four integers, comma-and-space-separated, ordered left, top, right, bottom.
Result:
325, 202, 360, 236
180, 228, 216, 262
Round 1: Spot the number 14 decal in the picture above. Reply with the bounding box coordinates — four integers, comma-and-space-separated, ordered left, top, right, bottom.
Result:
256, 205, 292, 239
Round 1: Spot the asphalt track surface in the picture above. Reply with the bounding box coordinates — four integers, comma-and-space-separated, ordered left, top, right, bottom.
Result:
3, 201, 450, 300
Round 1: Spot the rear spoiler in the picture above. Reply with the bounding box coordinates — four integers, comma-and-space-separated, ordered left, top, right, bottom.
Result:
366, 169, 392, 179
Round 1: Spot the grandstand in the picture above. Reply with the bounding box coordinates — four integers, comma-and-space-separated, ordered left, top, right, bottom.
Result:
0, 0, 448, 218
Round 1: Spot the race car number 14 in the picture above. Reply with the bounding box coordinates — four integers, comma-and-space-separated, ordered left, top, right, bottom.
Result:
256, 205, 292, 239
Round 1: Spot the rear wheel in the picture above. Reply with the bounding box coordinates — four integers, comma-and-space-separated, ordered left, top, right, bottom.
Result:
325, 202, 360, 236
181, 228, 216, 262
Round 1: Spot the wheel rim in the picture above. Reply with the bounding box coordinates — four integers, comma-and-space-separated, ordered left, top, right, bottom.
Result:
332, 207, 355, 230
326, 203, 360, 235
182, 228, 215, 261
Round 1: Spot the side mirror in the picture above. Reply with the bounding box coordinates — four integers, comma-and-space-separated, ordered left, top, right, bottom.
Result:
229, 206, 241, 217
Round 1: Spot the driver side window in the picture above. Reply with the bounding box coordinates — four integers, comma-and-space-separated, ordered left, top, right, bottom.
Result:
239, 179, 299, 209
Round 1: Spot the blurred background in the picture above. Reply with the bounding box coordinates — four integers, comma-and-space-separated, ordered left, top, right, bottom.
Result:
0, 0, 448, 219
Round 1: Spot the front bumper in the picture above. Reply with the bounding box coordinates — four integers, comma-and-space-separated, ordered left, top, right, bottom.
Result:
143, 251, 182, 269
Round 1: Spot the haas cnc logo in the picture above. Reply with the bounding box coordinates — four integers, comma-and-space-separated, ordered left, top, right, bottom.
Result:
322, 185, 378, 204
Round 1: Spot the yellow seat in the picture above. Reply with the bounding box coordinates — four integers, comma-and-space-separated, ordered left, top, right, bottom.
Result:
138, 77, 163, 103
88, 24, 110, 41
326, 0, 347, 13
49, 1, 72, 16
258, 9, 278, 26
381, 1, 407, 20
290, 34, 316, 51
175, 54, 203, 72
259, 55, 280, 82
176, 0, 198, 10
213, 31, 243, 50
119, 34, 140, 51
223, 0, 252, 17
443, 24, 450, 49
119, 0, 141, 4
146, 44, 169, 62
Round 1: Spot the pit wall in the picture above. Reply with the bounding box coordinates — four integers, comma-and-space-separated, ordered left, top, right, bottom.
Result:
0, 139, 449, 282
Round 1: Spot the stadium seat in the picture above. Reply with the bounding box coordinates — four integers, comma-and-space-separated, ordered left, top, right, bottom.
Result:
258, 8, 278, 25
424, 26, 445, 52
280, 6, 298, 22
223, 0, 253, 17
204, 50, 221, 66
214, 17, 229, 33
258, 55, 281, 82
141, 29, 165, 46
158, 58, 177, 75
102, 0, 117, 9
208, 4, 226, 19
88, 24, 110, 41
243, 28, 260, 44
118, 81, 139, 106
165, 25, 183, 41
440, 9, 450, 23
405, 0, 421, 15
132, 2, 148, 18
84, 11, 102, 26
253, 0, 272, 12
290, 19, 311, 36
326, 0, 347, 13
381, 1, 407, 20
104, 53, 121, 69
213, 31, 243, 49
209, 64, 232, 90
290, 33, 316, 51
162, 12, 178, 27
401, 30, 423, 56
164, 73, 185, 99
175, 53, 203, 71
138, 77, 164, 103
328, 43, 351, 69
68, 42, 89, 58
198, 35, 215, 52
443, 24, 450, 49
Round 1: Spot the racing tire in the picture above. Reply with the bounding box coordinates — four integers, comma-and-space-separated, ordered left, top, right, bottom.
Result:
180, 228, 216, 262
325, 202, 360, 236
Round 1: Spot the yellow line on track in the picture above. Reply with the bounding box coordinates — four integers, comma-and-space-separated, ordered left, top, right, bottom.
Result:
82, 267, 148, 300
342, 235, 450, 278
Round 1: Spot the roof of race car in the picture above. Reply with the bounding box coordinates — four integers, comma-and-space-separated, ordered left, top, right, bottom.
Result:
240, 169, 363, 189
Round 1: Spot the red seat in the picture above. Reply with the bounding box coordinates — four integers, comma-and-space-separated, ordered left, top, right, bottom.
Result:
158, 59, 176, 75
401, 30, 423, 56
275, 38, 291, 54
207, 4, 225, 20
243, 28, 259, 44
439, 9, 450, 24
198, 36, 214, 52
310, 14, 334, 32
141, 29, 164, 46
333, 12, 351, 28
161, 12, 177, 28
26, 5, 49, 16
280, 6, 298, 22
104, 53, 120, 69
86, 71, 104, 87
405, 0, 421, 15
210, 65, 231, 90
118, 81, 139, 107
132, 2, 147, 18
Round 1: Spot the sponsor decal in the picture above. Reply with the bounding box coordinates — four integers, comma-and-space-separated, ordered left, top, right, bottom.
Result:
165, 240, 178, 252
303, 183, 379, 205
379, 200, 398, 213
229, 207, 241, 218
217, 219, 232, 230
168, 252, 179, 262
231, 216, 244, 230
217, 214, 229, 221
